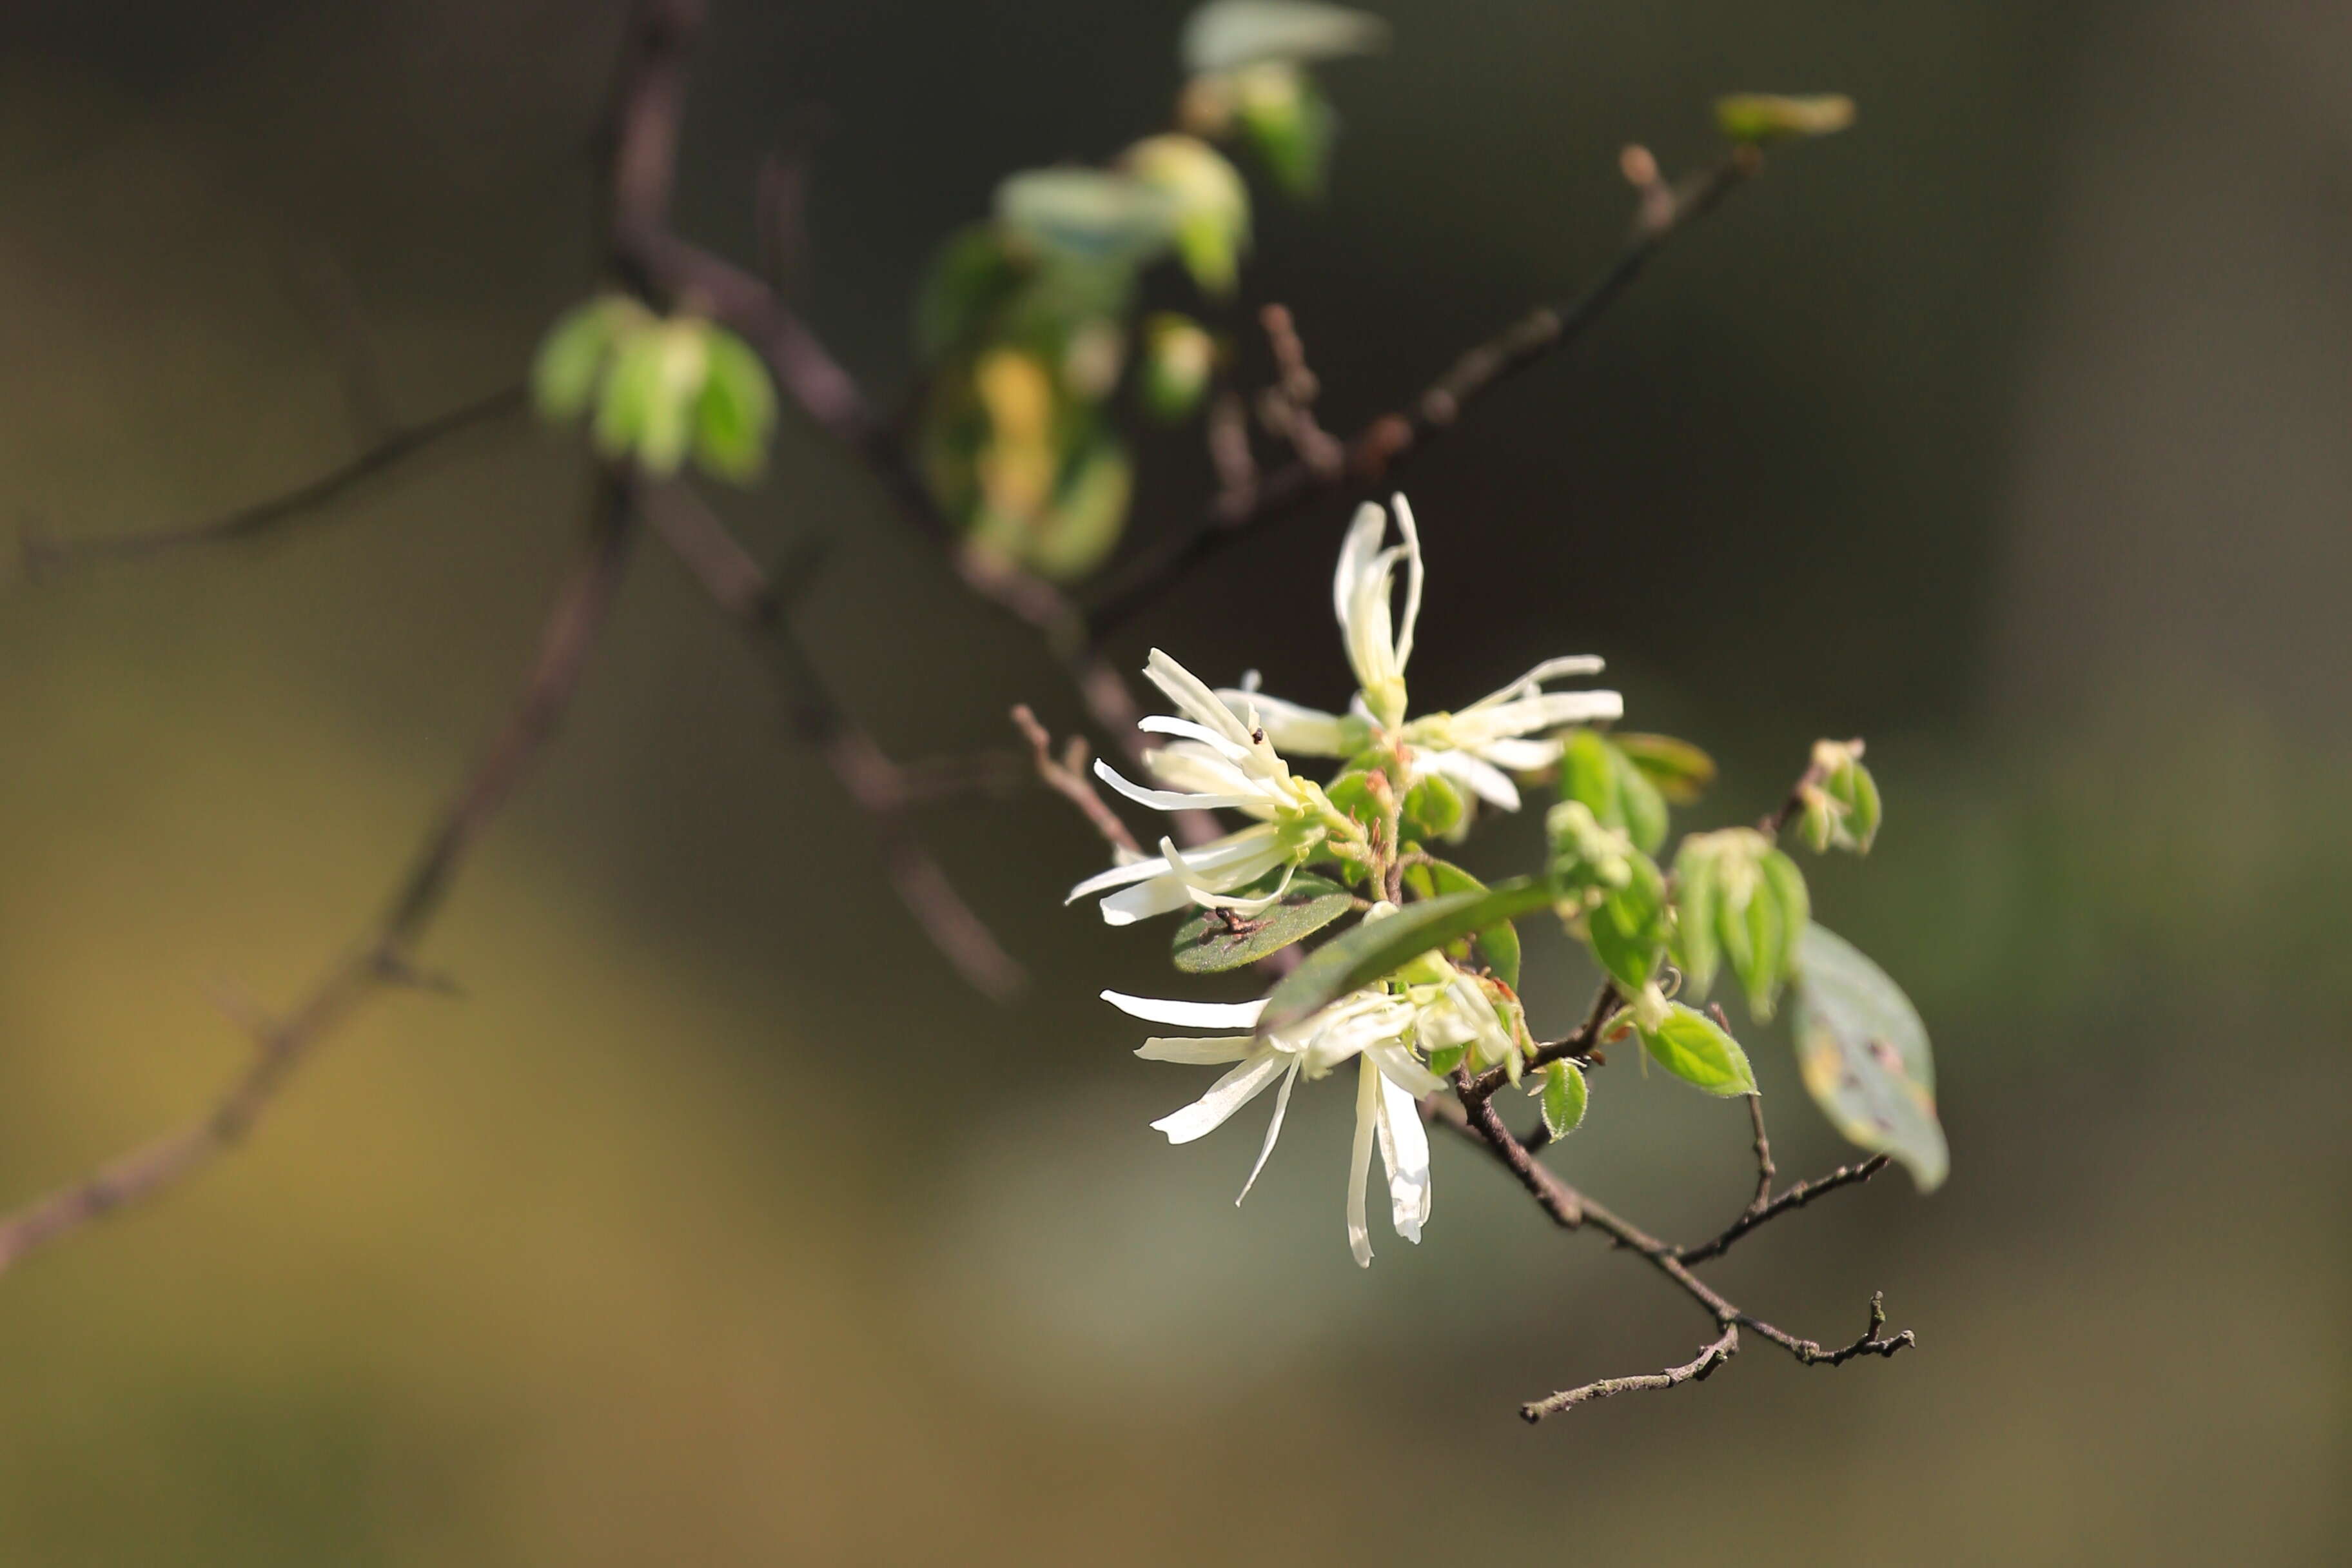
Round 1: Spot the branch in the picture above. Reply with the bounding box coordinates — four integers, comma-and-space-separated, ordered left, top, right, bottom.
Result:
1676, 1152, 1892, 1266
1012, 705, 1141, 858
1424, 1068, 1913, 1422
640, 482, 1026, 999
0, 476, 638, 1278
18, 385, 525, 580
1084, 145, 1764, 638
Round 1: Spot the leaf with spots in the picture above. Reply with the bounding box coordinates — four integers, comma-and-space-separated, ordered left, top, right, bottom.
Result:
1791, 923, 1948, 1191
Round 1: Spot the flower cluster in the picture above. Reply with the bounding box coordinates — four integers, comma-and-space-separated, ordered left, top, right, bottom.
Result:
1070, 495, 1623, 1263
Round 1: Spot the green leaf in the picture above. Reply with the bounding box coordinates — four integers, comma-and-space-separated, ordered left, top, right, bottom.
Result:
1123, 135, 1251, 298
1023, 435, 1133, 582
1716, 93, 1856, 144
1181, 0, 1389, 74
592, 328, 666, 464
1640, 1003, 1757, 1097
996, 168, 1176, 264
1539, 1059, 1587, 1141
1140, 313, 1215, 422
1611, 732, 1716, 805
1422, 859, 1520, 990
1587, 853, 1669, 992
1402, 772, 1464, 841
1171, 873, 1353, 973
691, 326, 777, 484
1670, 840, 1721, 999
1424, 1043, 1468, 1078
533, 297, 632, 423
1790, 924, 1946, 1191
1257, 879, 1554, 1037
1560, 730, 1667, 855
1233, 63, 1338, 198
913, 224, 1030, 362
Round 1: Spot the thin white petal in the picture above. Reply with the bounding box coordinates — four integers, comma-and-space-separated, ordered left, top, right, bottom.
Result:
1186, 859, 1298, 916
1389, 493, 1424, 673
1466, 691, 1625, 738
1136, 1034, 1257, 1064
1346, 1054, 1379, 1267
1144, 650, 1255, 747
1151, 1049, 1287, 1144
1235, 1058, 1301, 1205
1366, 1037, 1447, 1099
1092, 758, 1260, 814
1378, 1070, 1433, 1238
1137, 715, 1253, 761
1067, 854, 1174, 902
1213, 690, 1352, 756
1422, 749, 1522, 811
1477, 736, 1561, 771
1102, 990, 1268, 1028
1099, 875, 1197, 926
1463, 654, 1609, 710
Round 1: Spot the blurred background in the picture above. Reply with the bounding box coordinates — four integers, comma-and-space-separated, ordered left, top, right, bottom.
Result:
3, 0, 2347, 1561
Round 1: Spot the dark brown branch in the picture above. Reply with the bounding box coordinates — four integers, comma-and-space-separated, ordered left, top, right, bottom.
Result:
642, 482, 1026, 999
18, 384, 525, 579
1012, 705, 1141, 858
1676, 1152, 1892, 1267
1084, 146, 1764, 638
0, 475, 638, 1278
1425, 1064, 1911, 1422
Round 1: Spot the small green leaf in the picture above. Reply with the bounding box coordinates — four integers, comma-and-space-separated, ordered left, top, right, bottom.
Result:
996, 168, 1177, 264
1422, 859, 1520, 990
1257, 879, 1554, 1037
1424, 1043, 1468, 1078
692, 326, 777, 484
1123, 135, 1251, 298
1171, 873, 1353, 972
1716, 93, 1856, 144
1791, 923, 1946, 1190
1640, 1003, 1757, 1097
533, 297, 634, 423
1611, 732, 1716, 805
1140, 313, 1215, 422
1023, 435, 1133, 582
912, 225, 1030, 362
1671, 838, 1724, 997
1587, 853, 1669, 992
1233, 63, 1338, 198
1560, 730, 1667, 855
1539, 1059, 1587, 1141
1181, 0, 1389, 75
1402, 772, 1464, 841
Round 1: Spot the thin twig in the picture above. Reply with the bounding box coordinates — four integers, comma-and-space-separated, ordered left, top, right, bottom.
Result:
642, 482, 1026, 999
0, 476, 638, 1278
1675, 1153, 1892, 1267
1084, 146, 1764, 638
1012, 705, 1141, 857
1520, 1322, 1740, 1422
19, 385, 526, 580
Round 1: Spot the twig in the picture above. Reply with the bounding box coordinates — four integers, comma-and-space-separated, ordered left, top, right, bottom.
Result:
1251, 304, 1343, 478
1676, 1153, 1892, 1267
18, 385, 526, 579
0, 475, 638, 1278
1520, 1322, 1740, 1422
642, 483, 1026, 999
1084, 146, 1765, 638
1012, 705, 1141, 857
1739, 1289, 1915, 1367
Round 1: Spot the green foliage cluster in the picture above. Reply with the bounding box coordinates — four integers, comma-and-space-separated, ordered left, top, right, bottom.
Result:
531, 297, 776, 484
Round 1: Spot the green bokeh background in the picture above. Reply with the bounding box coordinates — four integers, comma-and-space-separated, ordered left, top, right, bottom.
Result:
3, 1, 2346, 1561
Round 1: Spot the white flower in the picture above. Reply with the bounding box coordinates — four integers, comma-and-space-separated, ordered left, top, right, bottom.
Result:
1213, 495, 1622, 814
1067, 649, 1335, 925
1104, 974, 1467, 1267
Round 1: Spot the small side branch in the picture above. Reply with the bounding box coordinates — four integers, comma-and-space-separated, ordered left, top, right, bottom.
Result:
642, 483, 1025, 999
1012, 705, 1141, 858
1521, 1322, 1739, 1423
1740, 1291, 1916, 1367
1084, 146, 1763, 638
1678, 1152, 1892, 1266
19, 385, 525, 580
0, 476, 638, 1278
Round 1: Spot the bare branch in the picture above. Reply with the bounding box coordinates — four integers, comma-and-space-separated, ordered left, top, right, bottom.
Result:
642, 482, 1026, 999
1084, 146, 1765, 638
19, 385, 525, 580
1676, 1152, 1893, 1267
1521, 1322, 1740, 1422
1741, 1291, 1916, 1367
0, 476, 638, 1278
1012, 705, 1141, 857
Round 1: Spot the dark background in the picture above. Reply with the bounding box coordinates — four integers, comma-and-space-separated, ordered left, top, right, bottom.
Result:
2, 1, 2346, 1562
